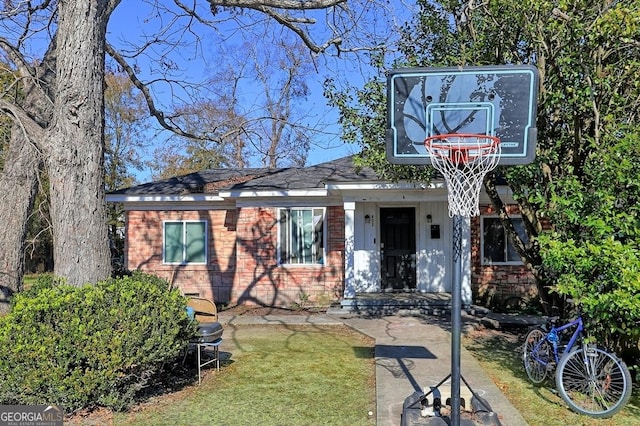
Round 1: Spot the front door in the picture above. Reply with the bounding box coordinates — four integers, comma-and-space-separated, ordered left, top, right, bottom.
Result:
380, 207, 416, 291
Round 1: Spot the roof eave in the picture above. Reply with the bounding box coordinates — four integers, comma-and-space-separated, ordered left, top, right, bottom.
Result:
105, 194, 225, 203
325, 181, 446, 190
218, 188, 328, 198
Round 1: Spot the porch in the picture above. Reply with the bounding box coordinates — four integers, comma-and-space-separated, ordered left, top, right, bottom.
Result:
344, 202, 474, 305
336, 292, 454, 316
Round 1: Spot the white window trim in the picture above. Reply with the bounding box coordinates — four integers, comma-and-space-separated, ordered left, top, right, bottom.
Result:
480, 216, 525, 266
277, 207, 326, 267
162, 220, 208, 265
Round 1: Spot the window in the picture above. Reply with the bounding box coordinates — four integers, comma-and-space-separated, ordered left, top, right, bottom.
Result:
279, 208, 324, 265
163, 221, 207, 264
481, 217, 527, 264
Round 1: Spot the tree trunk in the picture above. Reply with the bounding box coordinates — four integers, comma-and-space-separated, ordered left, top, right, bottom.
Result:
45, 1, 113, 286
0, 130, 40, 313
0, 36, 55, 311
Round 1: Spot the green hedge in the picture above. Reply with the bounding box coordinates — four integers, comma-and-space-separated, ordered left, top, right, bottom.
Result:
0, 272, 194, 413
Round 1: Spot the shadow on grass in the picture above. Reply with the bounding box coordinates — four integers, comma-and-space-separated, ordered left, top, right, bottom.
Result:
134, 353, 230, 403
464, 331, 525, 378
67, 323, 376, 426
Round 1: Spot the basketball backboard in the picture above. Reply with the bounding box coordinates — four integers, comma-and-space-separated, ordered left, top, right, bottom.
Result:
386, 65, 539, 165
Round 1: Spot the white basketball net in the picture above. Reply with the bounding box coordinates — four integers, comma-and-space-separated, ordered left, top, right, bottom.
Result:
425, 134, 501, 217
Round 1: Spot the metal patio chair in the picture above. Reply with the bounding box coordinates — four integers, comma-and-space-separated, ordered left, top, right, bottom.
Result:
185, 297, 224, 384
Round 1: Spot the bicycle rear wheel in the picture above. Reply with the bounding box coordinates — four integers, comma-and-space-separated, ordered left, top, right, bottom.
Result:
555, 345, 632, 418
523, 327, 552, 384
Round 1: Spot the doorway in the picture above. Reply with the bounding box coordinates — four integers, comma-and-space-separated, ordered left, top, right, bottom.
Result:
380, 207, 416, 291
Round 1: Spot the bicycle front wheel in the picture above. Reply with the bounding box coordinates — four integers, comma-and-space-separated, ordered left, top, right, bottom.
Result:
523, 327, 551, 384
555, 345, 632, 418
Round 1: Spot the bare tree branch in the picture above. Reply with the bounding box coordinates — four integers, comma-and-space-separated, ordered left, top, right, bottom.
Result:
106, 42, 204, 141
203, 0, 349, 53
210, 0, 346, 10
0, 98, 46, 142
0, 37, 34, 81
251, 4, 342, 53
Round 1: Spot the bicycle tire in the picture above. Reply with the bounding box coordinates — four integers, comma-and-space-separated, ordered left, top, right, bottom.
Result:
523, 327, 551, 384
555, 345, 632, 418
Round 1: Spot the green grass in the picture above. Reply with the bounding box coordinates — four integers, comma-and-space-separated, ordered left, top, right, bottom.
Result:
113, 324, 376, 426
464, 330, 640, 426
22, 273, 40, 290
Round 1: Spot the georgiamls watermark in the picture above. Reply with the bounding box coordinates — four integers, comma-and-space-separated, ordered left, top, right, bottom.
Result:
0, 405, 63, 426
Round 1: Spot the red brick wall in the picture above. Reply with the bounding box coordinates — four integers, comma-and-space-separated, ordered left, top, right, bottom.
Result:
230, 206, 344, 306
124, 206, 345, 307
470, 205, 538, 305
125, 209, 237, 302
125, 203, 536, 306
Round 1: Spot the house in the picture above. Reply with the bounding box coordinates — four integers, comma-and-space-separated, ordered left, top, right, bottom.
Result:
106, 156, 537, 309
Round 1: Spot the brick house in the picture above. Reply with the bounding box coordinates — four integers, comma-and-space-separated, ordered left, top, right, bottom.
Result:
106, 156, 537, 308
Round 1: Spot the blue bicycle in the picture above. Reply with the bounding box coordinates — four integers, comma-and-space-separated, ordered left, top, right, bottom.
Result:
522, 312, 632, 418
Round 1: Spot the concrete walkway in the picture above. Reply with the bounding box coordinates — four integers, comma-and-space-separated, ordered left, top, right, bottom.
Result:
217, 310, 528, 426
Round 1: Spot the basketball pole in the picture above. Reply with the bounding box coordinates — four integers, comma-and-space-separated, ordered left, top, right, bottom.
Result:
451, 214, 464, 425
390, 65, 539, 425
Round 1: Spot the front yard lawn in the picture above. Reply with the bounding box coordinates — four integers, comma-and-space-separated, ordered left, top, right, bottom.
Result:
69, 324, 376, 426
464, 329, 640, 426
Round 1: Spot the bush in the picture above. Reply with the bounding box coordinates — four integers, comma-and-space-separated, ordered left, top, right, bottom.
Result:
0, 272, 194, 413
541, 235, 640, 358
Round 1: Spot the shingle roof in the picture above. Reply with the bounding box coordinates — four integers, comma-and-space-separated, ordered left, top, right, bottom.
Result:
109, 155, 379, 196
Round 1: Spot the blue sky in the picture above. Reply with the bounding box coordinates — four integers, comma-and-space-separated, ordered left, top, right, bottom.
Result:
106, 1, 414, 179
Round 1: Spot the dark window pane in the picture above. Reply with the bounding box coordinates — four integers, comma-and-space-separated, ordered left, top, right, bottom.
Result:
483, 218, 505, 263
482, 217, 528, 264
313, 208, 324, 263
506, 219, 526, 262
186, 222, 206, 263
279, 208, 324, 265
279, 209, 289, 264
164, 222, 184, 263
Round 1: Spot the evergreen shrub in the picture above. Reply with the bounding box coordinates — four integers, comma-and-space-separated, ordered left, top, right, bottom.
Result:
0, 272, 194, 413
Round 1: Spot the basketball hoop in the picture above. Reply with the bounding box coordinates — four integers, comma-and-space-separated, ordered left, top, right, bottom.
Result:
424, 134, 501, 217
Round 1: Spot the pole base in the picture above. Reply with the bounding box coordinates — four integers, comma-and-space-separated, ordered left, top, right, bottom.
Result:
400, 384, 503, 426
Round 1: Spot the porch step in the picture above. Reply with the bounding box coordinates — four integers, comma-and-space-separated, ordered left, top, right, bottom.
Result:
334, 293, 453, 316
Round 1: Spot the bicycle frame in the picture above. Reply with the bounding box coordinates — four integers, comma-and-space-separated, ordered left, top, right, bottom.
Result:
525, 314, 633, 417
533, 316, 584, 366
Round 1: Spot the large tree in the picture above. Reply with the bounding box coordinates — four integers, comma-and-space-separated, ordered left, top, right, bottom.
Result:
0, 1, 112, 313
0, 0, 395, 312
327, 0, 640, 320
151, 33, 328, 177
251, 37, 316, 168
